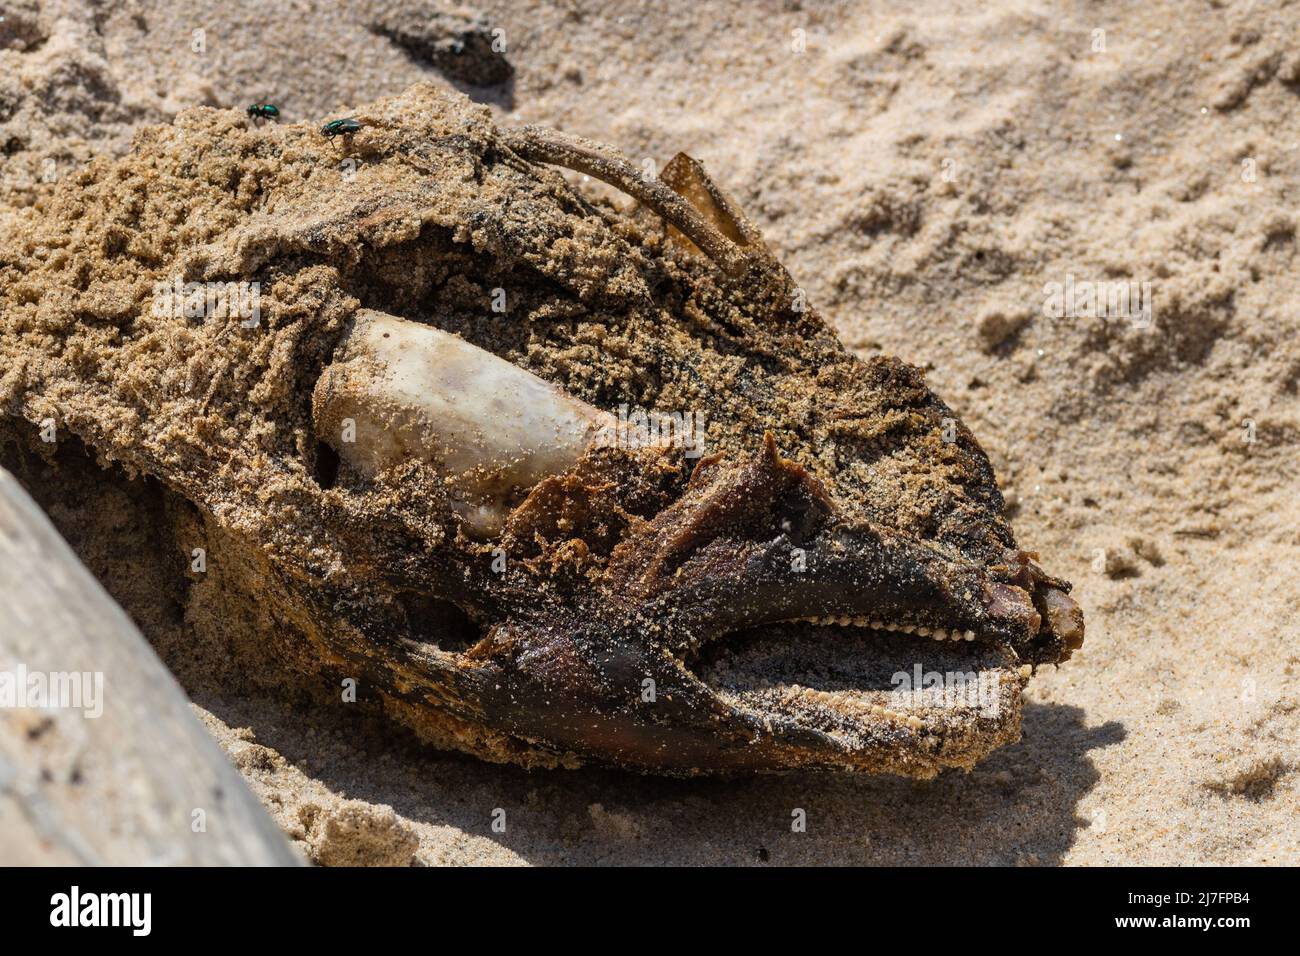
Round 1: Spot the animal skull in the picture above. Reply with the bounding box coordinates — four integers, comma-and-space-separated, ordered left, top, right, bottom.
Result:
0, 84, 1082, 776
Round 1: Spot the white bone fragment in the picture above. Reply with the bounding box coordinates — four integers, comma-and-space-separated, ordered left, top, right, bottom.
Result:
313, 310, 617, 536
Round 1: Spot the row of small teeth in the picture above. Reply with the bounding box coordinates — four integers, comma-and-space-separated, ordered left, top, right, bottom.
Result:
795, 615, 977, 642
868, 705, 926, 731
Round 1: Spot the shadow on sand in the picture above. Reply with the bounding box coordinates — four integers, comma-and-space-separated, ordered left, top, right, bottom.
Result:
206, 688, 1124, 866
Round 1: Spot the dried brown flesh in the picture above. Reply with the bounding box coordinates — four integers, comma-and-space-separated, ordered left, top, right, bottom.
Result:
0, 84, 1081, 775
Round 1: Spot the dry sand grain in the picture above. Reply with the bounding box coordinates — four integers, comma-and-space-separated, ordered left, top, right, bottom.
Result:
2, 0, 1296, 864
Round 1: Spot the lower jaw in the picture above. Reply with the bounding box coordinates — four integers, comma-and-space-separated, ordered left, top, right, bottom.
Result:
686, 618, 1032, 776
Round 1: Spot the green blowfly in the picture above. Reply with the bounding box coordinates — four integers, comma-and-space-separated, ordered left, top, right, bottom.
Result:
320, 118, 362, 138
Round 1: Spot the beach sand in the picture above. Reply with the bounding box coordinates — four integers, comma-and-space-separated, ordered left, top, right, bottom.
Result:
2, 0, 1296, 864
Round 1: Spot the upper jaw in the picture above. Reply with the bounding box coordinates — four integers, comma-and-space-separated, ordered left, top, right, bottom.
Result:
597, 434, 1082, 667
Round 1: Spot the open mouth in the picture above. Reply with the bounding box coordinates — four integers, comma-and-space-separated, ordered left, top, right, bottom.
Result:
691, 615, 1028, 773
